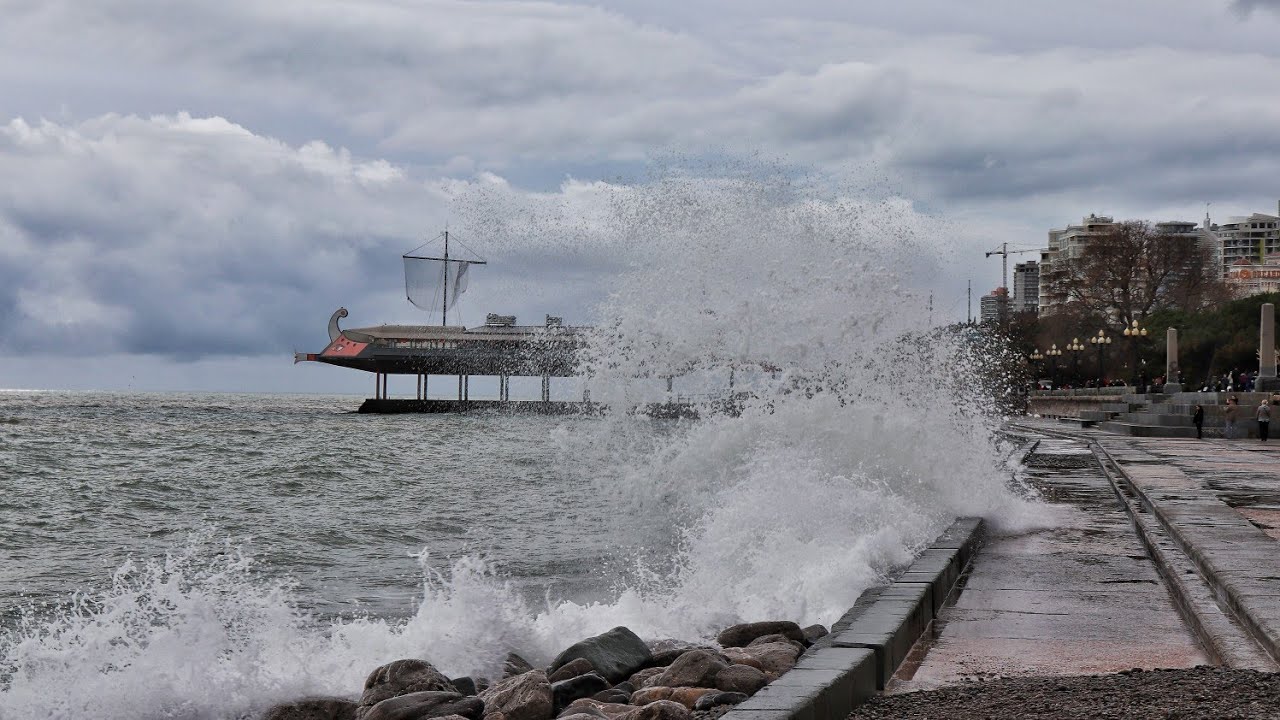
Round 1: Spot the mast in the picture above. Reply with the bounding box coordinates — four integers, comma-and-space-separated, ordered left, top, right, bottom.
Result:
442, 230, 449, 327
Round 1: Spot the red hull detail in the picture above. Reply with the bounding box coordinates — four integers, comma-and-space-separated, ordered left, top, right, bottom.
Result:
322, 335, 368, 358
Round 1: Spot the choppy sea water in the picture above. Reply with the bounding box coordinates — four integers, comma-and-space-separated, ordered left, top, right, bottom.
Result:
0, 175, 1053, 719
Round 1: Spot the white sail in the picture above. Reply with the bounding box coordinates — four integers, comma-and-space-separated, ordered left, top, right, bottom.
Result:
446, 262, 470, 311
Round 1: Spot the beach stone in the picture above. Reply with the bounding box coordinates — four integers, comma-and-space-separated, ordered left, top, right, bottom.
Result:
715, 622, 804, 649
363, 692, 483, 720
561, 699, 633, 717
719, 649, 762, 671
645, 640, 697, 668
666, 688, 715, 709
801, 624, 828, 644
746, 634, 805, 654
551, 627, 652, 684
552, 673, 610, 713
627, 668, 664, 688
362, 659, 458, 710
652, 651, 727, 689
692, 692, 747, 711
629, 700, 691, 720
504, 654, 536, 679
262, 697, 357, 720
713, 665, 766, 695
451, 678, 479, 697
478, 670, 553, 720
629, 687, 674, 705
610, 682, 634, 696
556, 714, 602, 720
734, 642, 798, 678
549, 658, 596, 684
590, 689, 630, 705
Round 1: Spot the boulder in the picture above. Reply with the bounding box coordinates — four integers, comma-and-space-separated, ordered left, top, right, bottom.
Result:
645, 640, 697, 669
551, 673, 610, 713
362, 660, 458, 711
801, 625, 829, 644
559, 699, 633, 718
629, 700, 690, 720
715, 622, 804, 649
719, 650, 762, 671
651, 651, 727, 689
629, 687, 674, 706
692, 693, 747, 711
551, 627, 652, 684
627, 668, 664, 689
746, 635, 805, 655
590, 690, 630, 705
261, 697, 357, 720
478, 670, 553, 720
666, 688, 715, 709
504, 654, 536, 679
610, 682, 634, 696
450, 678, 479, 697
734, 642, 799, 679
557, 715, 603, 720
549, 658, 596, 684
713, 665, 766, 696
363, 692, 483, 720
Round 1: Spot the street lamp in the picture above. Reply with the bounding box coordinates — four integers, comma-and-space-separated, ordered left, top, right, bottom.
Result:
1067, 338, 1085, 383
1029, 348, 1045, 388
1089, 329, 1113, 382
1123, 319, 1149, 387
1046, 344, 1062, 386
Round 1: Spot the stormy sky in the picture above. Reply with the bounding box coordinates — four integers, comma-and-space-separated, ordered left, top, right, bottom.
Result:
3, 0, 1280, 393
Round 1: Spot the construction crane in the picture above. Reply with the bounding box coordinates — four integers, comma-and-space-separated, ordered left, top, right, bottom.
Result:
985, 243, 1040, 295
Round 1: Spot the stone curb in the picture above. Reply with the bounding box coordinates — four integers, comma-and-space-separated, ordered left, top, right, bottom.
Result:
721, 517, 984, 720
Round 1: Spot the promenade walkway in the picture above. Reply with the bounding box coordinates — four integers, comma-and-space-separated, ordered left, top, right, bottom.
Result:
891, 431, 1211, 692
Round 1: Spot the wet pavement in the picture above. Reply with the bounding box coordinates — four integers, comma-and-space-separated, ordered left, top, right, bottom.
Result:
890, 433, 1210, 692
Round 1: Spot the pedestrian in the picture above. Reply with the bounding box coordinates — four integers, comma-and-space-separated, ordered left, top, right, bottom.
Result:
1225, 396, 1240, 439
1259, 400, 1271, 442
1193, 404, 1204, 439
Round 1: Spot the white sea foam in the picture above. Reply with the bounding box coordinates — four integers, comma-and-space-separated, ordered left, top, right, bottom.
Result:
0, 170, 1049, 719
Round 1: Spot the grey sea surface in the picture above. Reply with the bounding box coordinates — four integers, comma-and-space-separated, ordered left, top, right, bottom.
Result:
0, 390, 676, 626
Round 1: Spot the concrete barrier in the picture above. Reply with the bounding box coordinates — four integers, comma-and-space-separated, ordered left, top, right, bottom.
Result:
722, 517, 984, 720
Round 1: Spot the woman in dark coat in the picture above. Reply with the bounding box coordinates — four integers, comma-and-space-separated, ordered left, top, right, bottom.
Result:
1193, 404, 1204, 439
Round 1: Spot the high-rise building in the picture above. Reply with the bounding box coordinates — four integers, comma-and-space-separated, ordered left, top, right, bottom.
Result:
1038, 214, 1115, 315
1214, 207, 1280, 279
1012, 260, 1039, 314
979, 287, 1008, 323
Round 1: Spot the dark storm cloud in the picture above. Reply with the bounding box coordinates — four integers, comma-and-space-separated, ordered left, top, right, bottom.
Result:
1232, 0, 1280, 16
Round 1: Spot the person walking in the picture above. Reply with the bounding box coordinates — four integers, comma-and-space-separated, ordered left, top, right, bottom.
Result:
1193, 404, 1204, 439
1259, 400, 1271, 442
1225, 397, 1240, 439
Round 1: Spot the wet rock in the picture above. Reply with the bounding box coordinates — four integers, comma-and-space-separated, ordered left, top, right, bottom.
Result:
692, 692, 748, 711
549, 659, 596, 684
630, 700, 691, 720
628, 668, 665, 688
362, 659, 459, 711
451, 678, 479, 697
504, 654, 536, 679
478, 670, 553, 720
652, 651, 728, 689
732, 642, 799, 678
552, 673, 611, 713
560, 699, 633, 718
746, 634, 805, 655
667, 688, 715, 709
261, 697, 357, 720
363, 692, 483, 720
556, 714, 603, 720
610, 682, 634, 696
551, 627, 653, 684
801, 624, 829, 644
645, 640, 698, 668
719, 650, 762, 671
629, 687, 674, 705
715, 622, 804, 649
590, 689, 630, 705
713, 665, 766, 696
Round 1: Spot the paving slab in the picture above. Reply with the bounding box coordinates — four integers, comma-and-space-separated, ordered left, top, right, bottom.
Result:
891, 435, 1209, 693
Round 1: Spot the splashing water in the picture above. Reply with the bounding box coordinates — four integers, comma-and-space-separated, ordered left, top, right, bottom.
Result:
0, 169, 1049, 719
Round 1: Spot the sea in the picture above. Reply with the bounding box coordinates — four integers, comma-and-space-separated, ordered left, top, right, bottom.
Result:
0, 179, 1049, 719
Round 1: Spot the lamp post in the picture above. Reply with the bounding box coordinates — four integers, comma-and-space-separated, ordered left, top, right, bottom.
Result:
1090, 329, 1113, 383
1046, 344, 1062, 386
1067, 338, 1085, 384
1030, 348, 1045, 388
1123, 319, 1149, 388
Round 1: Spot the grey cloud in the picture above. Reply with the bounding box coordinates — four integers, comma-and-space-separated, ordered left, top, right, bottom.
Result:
1232, 0, 1280, 16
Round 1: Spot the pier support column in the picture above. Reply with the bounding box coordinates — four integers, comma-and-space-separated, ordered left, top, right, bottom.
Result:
500, 375, 509, 401
1259, 304, 1280, 392
424, 374, 429, 400
458, 375, 464, 401
375, 372, 381, 399
1163, 328, 1182, 394
542, 375, 550, 402
666, 376, 673, 393
464, 375, 470, 401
